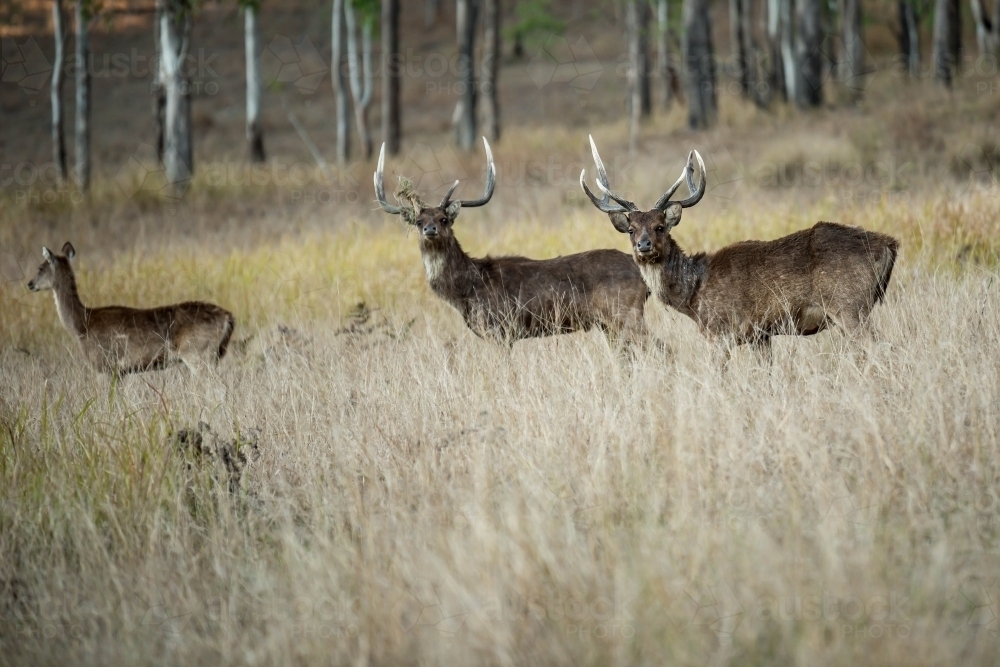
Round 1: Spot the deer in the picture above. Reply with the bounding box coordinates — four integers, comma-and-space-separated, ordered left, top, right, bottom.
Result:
580, 136, 899, 358
27, 243, 236, 376
374, 137, 653, 352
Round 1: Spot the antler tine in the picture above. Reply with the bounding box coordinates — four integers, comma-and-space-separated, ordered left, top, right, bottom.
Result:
677, 150, 707, 208
374, 143, 403, 215
653, 163, 689, 211
580, 169, 628, 213
439, 180, 460, 207
589, 135, 637, 211
457, 136, 495, 208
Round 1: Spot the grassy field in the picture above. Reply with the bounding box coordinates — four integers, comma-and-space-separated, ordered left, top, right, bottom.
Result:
5, 1, 1000, 662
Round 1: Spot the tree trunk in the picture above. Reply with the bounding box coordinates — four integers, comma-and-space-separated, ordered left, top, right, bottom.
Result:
425, 0, 440, 28
839, 0, 864, 101
730, 0, 750, 95
73, 0, 89, 191
970, 0, 998, 58
657, 0, 673, 109
51, 0, 67, 182
455, 0, 479, 149
345, 2, 373, 160
740, 0, 761, 104
332, 0, 350, 164
161, 0, 193, 191
780, 0, 797, 101
683, 0, 718, 129
245, 3, 265, 163
766, 0, 786, 101
794, 0, 823, 107
481, 0, 500, 141
899, 0, 920, 77
933, 0, 961, 86
382, 0, 402, 155
153, 0, 166, 162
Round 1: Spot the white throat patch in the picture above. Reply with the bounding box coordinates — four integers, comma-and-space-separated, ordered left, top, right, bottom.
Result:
638, 262, 663, 299
423, 253, 446, 282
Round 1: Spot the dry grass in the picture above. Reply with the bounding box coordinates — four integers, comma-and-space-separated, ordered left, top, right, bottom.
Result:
4, 29, 1000, 662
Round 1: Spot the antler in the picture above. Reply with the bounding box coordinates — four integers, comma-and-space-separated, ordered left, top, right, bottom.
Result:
374, 143, 403, 215
441, 137, 496, 208
586, 135, 638, 212
580, 136, 629, 214
678, 150, 707, 208
654, 150, 707, 210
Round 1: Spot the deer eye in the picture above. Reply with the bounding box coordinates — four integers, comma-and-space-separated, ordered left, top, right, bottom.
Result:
628, 229, 634, 236
656, 225, 666, 233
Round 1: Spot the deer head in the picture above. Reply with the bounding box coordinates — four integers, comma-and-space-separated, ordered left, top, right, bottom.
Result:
27, 242, 76, 292
580, 135, 706, 264
374, 138, 495, 250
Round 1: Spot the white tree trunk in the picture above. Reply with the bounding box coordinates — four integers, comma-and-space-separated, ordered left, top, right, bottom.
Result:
52, 0, 67, 182
73, 0, 89, 191
160, 2, 193, 190
780, 0, 797, 102
245, 4, 264, 162
345, 1, 373, 160
332, 0, 350, 164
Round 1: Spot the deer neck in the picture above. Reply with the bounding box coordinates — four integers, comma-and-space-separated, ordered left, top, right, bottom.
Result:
644, 238, 707, 320
53, 270, 87, 336
420, 236, 480, 309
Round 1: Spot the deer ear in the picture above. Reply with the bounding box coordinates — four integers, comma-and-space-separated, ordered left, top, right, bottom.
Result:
608, 212, 630, 234
42, 246, 53, 262
445, 201, 461, 221
664, 203, 682, 229
62, 242, 76, 259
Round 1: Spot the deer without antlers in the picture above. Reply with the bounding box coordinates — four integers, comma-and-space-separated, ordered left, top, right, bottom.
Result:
27, 243, 235, 375
581, 136, 899, 355
374, 138, 651, 351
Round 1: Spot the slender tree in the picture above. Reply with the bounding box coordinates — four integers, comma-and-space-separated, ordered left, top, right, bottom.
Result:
657, 0, 673, 108
683, 0, 717, 129
766, 0, 787, 101
730, 0, 751, 96
345, 0, 374, 159
794, 0, 823, 107
898, 0, 921, 77
425, 0, 439, 28
382, 0, 401, 155
74, 0, 90, 191
932, 0, 961, 86
51, 0, 67, 182
153, 0, 166, 161
481, 0, 501, 141
161, 0, 193, 190
779, 0, 797, 101
243, 0, 265, 163
455, 0, 479, 149
626, 1, 645, 153
332, 0, 351, 164
839, 0, 864, 101
970, 0, 998, 59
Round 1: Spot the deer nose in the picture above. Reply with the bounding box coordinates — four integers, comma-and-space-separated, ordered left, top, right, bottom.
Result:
423, 224, 438, 237
636, 239, 653, 254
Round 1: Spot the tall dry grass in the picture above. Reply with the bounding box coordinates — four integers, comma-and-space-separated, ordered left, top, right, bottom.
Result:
4, 197, 1000, 666
4, 83, 1000, 663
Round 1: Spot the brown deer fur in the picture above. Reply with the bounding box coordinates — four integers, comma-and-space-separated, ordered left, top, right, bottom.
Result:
375, 139, 651, 349
27, 243, 235, 375
582, 138, 898, 352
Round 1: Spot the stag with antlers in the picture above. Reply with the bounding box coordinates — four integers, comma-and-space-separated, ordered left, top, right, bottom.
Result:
375, 138, 652, 351
581, 136, 898, 356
